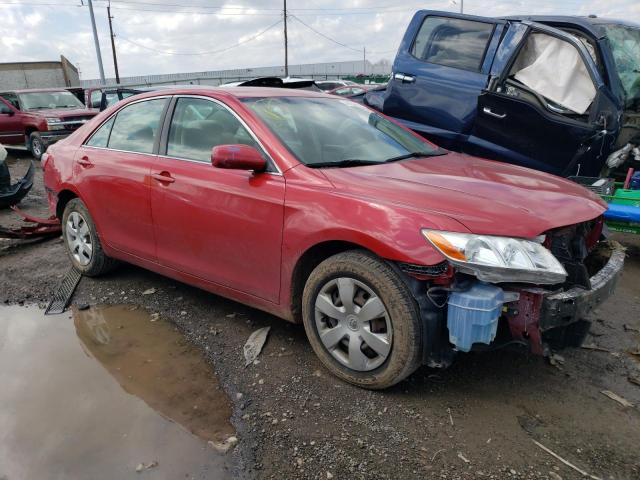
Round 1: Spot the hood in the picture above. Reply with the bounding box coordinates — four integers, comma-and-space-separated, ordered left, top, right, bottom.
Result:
27, 107, 98, 118
320, 152, 607, 238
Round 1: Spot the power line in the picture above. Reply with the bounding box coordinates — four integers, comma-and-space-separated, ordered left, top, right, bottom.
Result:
290, 15, 362, 53
116, 18, 282, 56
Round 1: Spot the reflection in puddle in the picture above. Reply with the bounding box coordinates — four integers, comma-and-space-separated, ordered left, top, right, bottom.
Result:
0, 304, 235, 479
74, 305, 234, 443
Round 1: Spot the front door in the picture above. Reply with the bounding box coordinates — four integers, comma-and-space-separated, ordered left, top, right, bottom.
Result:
0, 96, 24, 145
383, 12, 505, 148
467, 22, 616, 176
151, 96, 285, 303
75, 97, 169, 260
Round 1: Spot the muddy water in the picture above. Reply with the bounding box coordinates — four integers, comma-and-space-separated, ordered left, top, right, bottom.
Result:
0, 304, 235, 479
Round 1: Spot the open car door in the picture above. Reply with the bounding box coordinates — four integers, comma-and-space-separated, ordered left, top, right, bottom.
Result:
467, 21, 619, 177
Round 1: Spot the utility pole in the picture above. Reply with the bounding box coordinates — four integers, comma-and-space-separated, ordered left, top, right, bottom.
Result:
460, 0, 464, 13
283, 0, 289, 77
107, 3, 120, 83
87, 0, 106, 84
363, 47, 366, 75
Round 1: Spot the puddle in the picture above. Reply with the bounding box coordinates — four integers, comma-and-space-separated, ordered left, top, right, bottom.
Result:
0, 304, 235, 479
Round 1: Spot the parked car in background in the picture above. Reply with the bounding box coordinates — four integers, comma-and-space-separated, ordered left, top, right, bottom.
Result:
85, 86, 141, 111
327, 85, 369, 97
0, 88, 97, 160
316, 79, 360, 91
222, 77, 322, 91
43, 87, 622, 389
366, 11, 640, 177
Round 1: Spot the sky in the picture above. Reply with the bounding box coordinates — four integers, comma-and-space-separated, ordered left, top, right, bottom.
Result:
1, 0, 639, 81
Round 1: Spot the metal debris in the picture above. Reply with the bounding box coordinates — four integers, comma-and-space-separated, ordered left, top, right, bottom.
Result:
45, 267, 82, 315
243, 326, 270, 367
601, 390, 634, 408
581, 344, 610, 352
532, 439, 602, 480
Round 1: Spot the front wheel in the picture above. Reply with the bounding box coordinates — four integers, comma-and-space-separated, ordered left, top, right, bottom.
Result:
302, 250, 423, 389
29, 132, 45, 161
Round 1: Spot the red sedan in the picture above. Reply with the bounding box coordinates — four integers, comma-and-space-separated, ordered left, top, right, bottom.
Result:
43, 87, 623, 389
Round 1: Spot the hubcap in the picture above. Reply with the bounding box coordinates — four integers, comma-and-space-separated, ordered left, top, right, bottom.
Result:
314, 277, 392, 372
66, 212, 93, 266
32, 140, 42, 157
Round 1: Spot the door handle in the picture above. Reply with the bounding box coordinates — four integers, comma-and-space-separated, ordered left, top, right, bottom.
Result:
77, 156, 93, 167
151, 172, 175, 184
482, 107, 507, 119
394, 73, 415, 83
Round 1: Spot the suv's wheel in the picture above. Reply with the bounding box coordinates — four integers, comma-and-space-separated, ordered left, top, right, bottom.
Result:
62, 198, 117, 276
29, 132, 45, 160
302, 250, 422, 389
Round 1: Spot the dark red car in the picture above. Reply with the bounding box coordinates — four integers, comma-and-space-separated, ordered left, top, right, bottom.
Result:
0, 88, 97, 160
43, 87, 623, 389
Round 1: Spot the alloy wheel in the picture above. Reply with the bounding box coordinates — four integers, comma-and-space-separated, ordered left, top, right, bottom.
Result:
314, 277, 392, 371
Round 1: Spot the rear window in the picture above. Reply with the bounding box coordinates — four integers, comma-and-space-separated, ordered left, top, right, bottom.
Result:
411, 16, 494, 72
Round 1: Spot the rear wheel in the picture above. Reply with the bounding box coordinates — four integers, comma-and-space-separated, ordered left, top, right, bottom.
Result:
62, 198, 117, 276
302, 250, 422, 389
29, 132, 45, 160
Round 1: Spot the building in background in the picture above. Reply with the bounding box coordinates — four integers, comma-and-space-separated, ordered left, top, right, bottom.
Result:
80, 59, 391, 88
0, 56, 80, 89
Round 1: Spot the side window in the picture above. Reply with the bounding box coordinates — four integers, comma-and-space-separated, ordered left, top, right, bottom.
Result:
90, 91, 102, 108
0, 100, 12, 114
411, 16, 494, 72
108, 98, 167, 154
1, 93, 20, 110
166, 97, 259, 163
86, 117, 115, 148
507, 33, 596, 115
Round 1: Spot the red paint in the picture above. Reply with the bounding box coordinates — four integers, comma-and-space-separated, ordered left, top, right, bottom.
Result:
43, 87, 607, 322
212, 144, 267, 172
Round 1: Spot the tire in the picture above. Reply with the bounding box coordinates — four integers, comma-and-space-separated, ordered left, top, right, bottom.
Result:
29, 132, 45, 160
302, 250, 422, 389
62, 198, 117, 276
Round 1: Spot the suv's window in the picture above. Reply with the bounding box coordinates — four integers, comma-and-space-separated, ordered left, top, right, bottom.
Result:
86, 117, 115, 148
0, 93, 20, 110
108, 98, 167, 154
411, 16, 493, 72
166, 97, 259, 163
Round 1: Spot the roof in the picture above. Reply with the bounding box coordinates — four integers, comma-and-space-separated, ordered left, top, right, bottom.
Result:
502, 15, 640, 38
131, 86, 331, 100
1, 87, 77, 94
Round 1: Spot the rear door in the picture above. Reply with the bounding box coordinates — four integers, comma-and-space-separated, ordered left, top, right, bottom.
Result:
384, 11, 505, 148
467, 22, 617, 176
75, 97, 169, 260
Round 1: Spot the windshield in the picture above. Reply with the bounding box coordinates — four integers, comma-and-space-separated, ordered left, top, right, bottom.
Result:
17, 91, 84, 111
242, 97, 440, 167
604, 24, 640, 108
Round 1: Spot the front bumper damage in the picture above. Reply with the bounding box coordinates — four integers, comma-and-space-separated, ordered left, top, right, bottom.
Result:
507, 240, 625, 355
409, 240, 625, 367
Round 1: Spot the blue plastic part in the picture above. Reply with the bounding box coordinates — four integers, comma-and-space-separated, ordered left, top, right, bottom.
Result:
630, 172, 640, 190
447, 282, 504, 352
604, 203, 640, 223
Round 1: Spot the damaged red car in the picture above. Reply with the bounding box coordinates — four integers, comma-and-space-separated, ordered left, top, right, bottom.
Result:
43, 87, 624, 389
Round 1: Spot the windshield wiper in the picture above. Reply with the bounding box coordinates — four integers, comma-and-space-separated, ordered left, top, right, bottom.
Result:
382, 149, 447, 163
307, 159, 383, 168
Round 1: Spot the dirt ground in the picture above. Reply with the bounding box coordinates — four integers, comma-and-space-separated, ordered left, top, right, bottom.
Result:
1, 152, 639, 480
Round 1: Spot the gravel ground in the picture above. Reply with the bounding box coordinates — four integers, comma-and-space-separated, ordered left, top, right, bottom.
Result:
2, 152, 640, 480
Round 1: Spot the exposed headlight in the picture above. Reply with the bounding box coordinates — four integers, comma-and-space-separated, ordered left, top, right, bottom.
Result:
422, 229, 567, 284
46, 117, 64, 131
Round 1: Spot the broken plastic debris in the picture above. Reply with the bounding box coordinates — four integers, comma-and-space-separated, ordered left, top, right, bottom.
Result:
606, 143, 633, 168
208, 435, 238, 453
135, 461, 158, 473
601, 390, 634, 408
243, 326, 270, 367
142, 288, 156, 295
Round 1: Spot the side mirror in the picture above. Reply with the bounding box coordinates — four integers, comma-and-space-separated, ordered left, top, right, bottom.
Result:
0, 107, 14, 116
211, 144, 267, 173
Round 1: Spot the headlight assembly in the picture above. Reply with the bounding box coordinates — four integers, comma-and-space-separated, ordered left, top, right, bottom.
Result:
422, 229, 567, 284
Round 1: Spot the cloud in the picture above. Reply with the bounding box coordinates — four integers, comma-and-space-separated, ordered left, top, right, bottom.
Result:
0, 0, 637, 80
